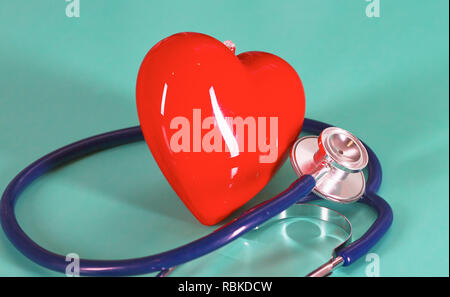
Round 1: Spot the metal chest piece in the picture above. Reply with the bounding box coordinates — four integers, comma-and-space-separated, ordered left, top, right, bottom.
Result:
291, 127, 369, 203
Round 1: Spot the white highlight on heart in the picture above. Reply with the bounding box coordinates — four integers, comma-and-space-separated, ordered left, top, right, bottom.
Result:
160, 82, 168, 116
209, 86, 240, 158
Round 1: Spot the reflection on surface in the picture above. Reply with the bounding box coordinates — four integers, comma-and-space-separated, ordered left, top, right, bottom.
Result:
172, 215, 349, 276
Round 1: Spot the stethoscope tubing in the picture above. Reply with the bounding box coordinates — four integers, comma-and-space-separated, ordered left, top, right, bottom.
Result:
0, 118, 393, 276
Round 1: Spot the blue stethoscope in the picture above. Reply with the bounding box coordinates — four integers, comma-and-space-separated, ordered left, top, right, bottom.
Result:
0, 118, 393, 277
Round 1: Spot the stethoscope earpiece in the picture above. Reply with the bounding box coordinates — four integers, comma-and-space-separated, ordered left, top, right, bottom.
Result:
290, 127, 369, 203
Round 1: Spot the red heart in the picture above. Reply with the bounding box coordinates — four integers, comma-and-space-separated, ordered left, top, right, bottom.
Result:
136, 32, 305, 225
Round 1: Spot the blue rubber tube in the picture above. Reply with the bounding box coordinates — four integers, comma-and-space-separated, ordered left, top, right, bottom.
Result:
0, 118, 392, 276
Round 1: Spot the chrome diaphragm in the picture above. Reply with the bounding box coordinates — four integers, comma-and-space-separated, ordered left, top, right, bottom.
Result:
290, 127, 369, 203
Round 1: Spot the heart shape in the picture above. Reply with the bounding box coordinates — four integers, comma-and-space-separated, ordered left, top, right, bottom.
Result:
136, 32, 305, 225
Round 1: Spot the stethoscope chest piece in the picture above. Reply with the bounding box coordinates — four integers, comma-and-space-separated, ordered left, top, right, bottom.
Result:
290, 127, 369, 203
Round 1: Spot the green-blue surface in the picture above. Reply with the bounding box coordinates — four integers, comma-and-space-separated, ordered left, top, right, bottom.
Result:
0, 0, 448, 277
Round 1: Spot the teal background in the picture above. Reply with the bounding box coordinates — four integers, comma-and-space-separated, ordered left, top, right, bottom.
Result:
0, 0, 448, 277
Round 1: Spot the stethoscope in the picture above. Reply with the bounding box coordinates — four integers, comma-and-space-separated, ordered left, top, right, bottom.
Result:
0, 118, 393, 277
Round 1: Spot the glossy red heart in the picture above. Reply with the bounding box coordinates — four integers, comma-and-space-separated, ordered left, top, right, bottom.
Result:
136, 32, 305, 225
